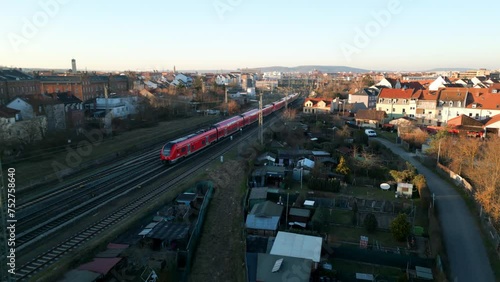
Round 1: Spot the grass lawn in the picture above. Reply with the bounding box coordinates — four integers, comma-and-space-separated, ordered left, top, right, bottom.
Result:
377, 130, 398, 143
330, 226, 406, 248
343, 185, 406, 202
331, 210, 353, 225
331, 258, 404, 281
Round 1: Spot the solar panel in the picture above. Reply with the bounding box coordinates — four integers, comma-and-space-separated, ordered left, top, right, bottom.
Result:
271, 258, 283, 273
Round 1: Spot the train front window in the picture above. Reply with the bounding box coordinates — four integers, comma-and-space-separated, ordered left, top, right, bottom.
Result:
163, 143, 173, 155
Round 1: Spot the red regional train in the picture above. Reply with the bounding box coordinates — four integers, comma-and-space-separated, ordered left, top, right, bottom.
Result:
160, 93, 299, 164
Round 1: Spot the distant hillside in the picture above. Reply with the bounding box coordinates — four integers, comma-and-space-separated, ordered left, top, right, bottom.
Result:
257, 65, 370, 73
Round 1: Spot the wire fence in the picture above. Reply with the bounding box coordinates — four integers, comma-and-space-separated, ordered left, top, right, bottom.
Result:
436, 163, 500, 256
179, 181, 214, 281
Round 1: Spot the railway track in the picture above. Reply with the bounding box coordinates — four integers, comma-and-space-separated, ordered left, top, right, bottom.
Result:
13, 99, 300, 281
15, 121, 265, 281
16, 162, 161, 248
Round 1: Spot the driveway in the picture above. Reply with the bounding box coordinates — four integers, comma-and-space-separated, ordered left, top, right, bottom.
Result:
375, 138, 495, 282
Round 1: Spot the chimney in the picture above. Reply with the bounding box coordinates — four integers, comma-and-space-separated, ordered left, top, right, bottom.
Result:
71, 58, 77, 74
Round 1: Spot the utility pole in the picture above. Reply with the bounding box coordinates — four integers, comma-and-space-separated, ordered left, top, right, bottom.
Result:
259, 93, 263, 145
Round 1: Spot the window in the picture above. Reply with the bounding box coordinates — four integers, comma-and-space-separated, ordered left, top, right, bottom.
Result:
402, 108, 406, 113
469, 113, 472, 117
439, 110, 442, 115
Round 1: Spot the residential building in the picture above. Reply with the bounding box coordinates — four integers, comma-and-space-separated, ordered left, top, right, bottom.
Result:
484, 114, 500, 137
354, 109, 386, 128
459, 69, 491, 79
428, 76, 451, 91
375, 77, 401, 89
376, 88, 415, 120
108, 75, 130, 94
86, 96, 138, 119
349, 87, 379, 109
437, 88, 470, 124
409, 90, 439, 125
0, 69, 40, 104
39, 74, 108, 102
303, 98, 332, 114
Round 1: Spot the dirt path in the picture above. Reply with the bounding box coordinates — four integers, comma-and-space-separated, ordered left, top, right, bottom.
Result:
189, 160, 247, 282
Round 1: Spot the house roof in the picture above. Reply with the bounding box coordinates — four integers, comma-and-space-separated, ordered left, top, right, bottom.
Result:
146, 222, 190, 241
400, 81, 424, 90
270, 231, 322, 262
77, 257, 122, 275
256, 253, 312, 282
438, 89, 468, 102
246, 214, 281, 231
355, 109, 386, 121
289, 208, 311, 218
447, 114, 484, 128
249, 188, 268, 200
466, 89, 500, 110
379, 88, 415, 99
304, 98, 332, 107
250, 201, 284, 217
60, 269, 101, 282
0, 69, 34, 81
412, 90, 439, 101
0, 105, 20, 118
484, 114, 500, 128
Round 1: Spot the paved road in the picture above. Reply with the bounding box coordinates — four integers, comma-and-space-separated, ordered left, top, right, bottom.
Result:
375, 138, 495, 282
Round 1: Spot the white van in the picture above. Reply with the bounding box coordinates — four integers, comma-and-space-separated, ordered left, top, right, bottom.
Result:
365, 129, 377, 137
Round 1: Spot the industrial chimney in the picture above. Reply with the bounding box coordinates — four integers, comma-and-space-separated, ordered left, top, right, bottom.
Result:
71, 58, 77, 74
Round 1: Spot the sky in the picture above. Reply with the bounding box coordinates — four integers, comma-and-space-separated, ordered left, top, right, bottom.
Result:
1, 0, 499, 72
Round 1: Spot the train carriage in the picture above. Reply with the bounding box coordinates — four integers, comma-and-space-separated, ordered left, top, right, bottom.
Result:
241, 109, 260, 126
161, 93, 300, 164
212, 116, 244, 139
160, 128, 218, 164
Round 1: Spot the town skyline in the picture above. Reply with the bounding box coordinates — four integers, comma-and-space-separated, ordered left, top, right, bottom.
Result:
2, 0, 500, 71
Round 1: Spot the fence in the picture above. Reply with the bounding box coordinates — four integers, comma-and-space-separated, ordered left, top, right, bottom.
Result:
436, 163, 500, 256
179, 181, 214, 281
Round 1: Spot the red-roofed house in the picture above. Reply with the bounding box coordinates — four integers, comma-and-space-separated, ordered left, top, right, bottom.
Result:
409, 90, 440, 125
436, 88, 469, 124
376, 88, 415, 120
446, 114, 485, 137
303, 98, 332, 114
484, 114, 500, 137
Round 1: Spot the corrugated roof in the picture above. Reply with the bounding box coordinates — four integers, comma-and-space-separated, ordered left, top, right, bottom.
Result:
77, 257, 122, 275
256, 253, 312, 282
245, 214, 280, 231
146, 222, 190, 241
59, 269, 101, 282
250, 201, 283, 217
270, 231, 322, 262
289, 208, 311, 218
249, 188, 268, 200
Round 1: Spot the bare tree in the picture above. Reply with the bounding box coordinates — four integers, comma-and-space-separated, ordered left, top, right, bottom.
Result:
469, 137, 500, 221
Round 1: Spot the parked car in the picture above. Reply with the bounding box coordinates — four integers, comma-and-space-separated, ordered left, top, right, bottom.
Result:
365, 129, 377, 137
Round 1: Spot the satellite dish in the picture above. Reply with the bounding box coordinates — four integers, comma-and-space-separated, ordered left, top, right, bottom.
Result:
380, 183, 390, 190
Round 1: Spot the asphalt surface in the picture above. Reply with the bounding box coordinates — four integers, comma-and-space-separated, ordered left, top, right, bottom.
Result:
375, 137, 495, 282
